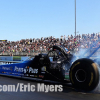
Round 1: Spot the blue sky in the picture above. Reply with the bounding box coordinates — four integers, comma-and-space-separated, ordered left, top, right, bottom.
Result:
0, 0, 100, 41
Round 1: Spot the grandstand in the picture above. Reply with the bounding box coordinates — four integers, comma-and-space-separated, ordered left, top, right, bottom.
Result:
0, 33, 100, 56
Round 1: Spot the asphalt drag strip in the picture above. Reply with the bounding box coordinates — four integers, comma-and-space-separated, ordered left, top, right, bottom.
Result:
0, 76, 100, 100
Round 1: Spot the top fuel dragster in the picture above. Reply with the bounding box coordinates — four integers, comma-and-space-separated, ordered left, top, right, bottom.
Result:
0, 45, 100, 92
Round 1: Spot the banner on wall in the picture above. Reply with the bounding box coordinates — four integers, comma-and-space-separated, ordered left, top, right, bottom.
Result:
13, 56, 21, 61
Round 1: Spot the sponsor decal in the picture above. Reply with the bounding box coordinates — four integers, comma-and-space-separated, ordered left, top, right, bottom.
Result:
92, 63, 97, 70
65, 72, 69, 75
34, 75, 38, 77
65, 72, 69, 79
24, 74, 29, 76
13, 56, 21, 61
41, 72, 45, 74
14, 66, 38, 74
57, 61, 61, 63
41, 66, 46, 71
71, 62, 80, 70
40, 58, 44, 60
30, 75, 34, 77
89, 72, 93, 86
18, 74, 24, 76
14, 66, 24, 72
24, 67, 38, 74
70, 71, 74, 84
39, 75, 44, 78
2, 66, 11, 70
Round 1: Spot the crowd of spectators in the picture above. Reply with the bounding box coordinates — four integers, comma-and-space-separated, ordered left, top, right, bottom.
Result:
0, 33, 100, 56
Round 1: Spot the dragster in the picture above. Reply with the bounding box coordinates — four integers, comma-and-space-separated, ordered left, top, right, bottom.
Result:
0, 45, 100, 92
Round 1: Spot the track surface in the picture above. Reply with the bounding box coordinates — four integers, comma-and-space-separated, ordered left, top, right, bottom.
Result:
0, 76, 100, 100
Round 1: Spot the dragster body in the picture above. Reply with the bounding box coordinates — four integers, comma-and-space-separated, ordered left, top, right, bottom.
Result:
0, 45, 100, 92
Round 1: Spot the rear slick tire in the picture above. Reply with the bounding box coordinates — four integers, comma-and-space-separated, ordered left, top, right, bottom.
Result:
69, 58, 99, 91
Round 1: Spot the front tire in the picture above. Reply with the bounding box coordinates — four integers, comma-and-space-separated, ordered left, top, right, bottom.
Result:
69, 58, 99, 91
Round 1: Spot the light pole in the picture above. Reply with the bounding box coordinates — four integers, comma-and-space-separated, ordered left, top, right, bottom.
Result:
75, 0, 76, 37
